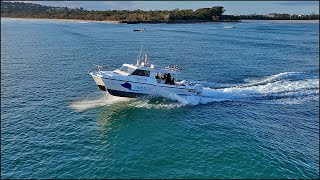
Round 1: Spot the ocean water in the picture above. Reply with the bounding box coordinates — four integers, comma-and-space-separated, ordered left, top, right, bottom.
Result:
1, 18, 319, 178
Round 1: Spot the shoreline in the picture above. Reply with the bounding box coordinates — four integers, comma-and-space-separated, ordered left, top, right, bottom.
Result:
1, 17, 319, 24
1, 17, 240, 24
241, 19, 319, 23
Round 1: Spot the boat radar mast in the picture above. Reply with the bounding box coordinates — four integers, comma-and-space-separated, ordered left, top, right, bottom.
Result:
136, 42, 144, 66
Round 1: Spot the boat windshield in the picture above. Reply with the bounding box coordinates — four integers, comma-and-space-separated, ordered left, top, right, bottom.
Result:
118, 65, 135, 74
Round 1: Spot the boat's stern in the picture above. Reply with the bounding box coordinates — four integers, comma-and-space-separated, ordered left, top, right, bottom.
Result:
89, 71, 107, 91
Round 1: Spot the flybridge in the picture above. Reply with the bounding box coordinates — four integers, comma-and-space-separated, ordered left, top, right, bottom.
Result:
135, 58, 182, 75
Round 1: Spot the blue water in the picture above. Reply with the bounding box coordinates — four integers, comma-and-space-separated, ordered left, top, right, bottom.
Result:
1, 18, 319, 178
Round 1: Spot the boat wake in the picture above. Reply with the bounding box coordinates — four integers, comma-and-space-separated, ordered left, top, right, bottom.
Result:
69, 93, 132, 111
70, 72, 319, 111
181, 71, 319, 105
69, 92, 182, 112
223, 26, 235, 29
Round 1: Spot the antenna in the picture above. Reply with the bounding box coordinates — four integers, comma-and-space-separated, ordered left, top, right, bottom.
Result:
136, 56, 139, 66
139, 41, 143, 62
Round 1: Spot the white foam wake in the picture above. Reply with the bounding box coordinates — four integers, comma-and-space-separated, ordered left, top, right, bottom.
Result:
223, 26, 235, 29
69, 93, 132, 112
128, 100, 184, 109
170, 72, 319, 105
243, 72, 313, 86
69, 92, 183, 111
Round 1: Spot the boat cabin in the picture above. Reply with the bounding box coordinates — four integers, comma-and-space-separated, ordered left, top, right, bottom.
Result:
114, 62, 180, 85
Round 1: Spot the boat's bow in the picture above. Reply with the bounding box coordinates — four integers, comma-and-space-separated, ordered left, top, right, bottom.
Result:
89, 71, 107, 91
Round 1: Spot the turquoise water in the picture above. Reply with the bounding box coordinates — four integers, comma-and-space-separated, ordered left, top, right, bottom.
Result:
1, 18, 319, 178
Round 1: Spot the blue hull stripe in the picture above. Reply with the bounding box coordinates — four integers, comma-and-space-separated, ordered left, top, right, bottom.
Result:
107, 89, 147, 98
102, 77, 191, 90
106, 89, 194, 98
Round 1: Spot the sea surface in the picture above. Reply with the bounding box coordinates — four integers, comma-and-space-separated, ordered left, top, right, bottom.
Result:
1, 18, 319, 179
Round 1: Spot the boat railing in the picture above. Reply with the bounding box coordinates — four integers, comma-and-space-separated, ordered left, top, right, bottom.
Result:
165, 66, 182, 72
88, 64, 114, 73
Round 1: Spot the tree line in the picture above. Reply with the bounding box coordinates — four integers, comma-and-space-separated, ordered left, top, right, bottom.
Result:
1, 2, 318, 23
1, 2, 234, 23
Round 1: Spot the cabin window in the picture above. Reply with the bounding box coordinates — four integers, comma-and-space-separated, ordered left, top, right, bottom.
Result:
131, 70, 150, 77
119, 66, 134, 74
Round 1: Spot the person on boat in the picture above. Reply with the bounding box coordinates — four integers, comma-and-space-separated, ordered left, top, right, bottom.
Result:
162, 73, 167, 80
171, 78, 175, 85
166, 73, 172, 84
155, 73, 160, 79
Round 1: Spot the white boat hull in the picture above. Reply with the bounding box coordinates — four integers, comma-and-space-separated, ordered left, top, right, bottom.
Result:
103, 77, 198, 98
90, 73, 199, 98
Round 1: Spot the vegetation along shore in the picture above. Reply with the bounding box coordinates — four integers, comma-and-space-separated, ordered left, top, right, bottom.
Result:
1, 2, 319, 24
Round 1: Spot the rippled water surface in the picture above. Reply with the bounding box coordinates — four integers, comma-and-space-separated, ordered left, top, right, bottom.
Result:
1, 18, 319, 178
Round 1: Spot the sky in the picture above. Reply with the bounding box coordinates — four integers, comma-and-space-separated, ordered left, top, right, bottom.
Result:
22, 1, 319, 15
